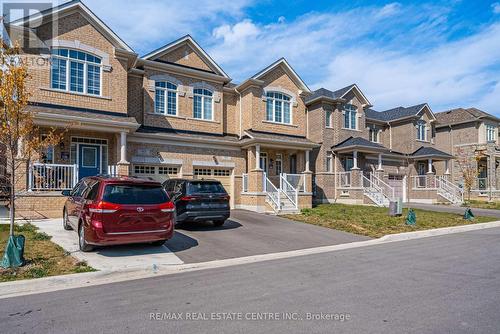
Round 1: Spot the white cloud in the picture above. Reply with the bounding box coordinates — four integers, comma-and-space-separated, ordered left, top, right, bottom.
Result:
492, 2, 500, 14
81, 0, 253, 54
376, 2, 402, 18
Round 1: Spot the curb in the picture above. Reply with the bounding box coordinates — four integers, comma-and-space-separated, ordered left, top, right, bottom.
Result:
1, 220, 499, 299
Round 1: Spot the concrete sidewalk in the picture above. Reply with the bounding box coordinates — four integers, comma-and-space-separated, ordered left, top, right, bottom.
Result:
30, 219, 184, 271
406, 203, 500, 218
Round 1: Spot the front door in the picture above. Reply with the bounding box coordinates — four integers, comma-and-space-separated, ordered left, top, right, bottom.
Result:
417, 162, 426, 188
78, 144, 101, 180
290, 154, 297, 174
260, 153, 268, 174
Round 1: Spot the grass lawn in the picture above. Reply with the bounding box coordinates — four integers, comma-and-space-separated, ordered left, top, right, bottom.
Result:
0, 223, 95, 282
463, 200, 500, 210
283, 204, 497, 238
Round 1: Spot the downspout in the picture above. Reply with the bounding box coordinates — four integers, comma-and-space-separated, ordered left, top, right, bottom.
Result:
388, 122, 392, 150
235, 87, 243, 139
333, 152, 337, 201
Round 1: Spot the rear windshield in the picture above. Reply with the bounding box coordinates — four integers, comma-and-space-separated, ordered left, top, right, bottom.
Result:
102, 184, 168, 205
187, 181, 227, 195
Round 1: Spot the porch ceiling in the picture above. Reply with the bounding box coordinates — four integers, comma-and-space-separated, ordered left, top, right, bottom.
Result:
30, 103, 140, 133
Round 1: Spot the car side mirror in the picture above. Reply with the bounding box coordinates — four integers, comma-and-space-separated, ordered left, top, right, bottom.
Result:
61, 190, 71, 197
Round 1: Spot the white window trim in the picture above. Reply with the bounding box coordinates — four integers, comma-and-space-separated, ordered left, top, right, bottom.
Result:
50, 48, 103, 97
342, 104, 357, 130
326, 110, 333, 128
265, 92, 293, 125
193, 89, 214, 121
486, 124, 496, 142
154, 82, 178, 116
416, 120, 427, 142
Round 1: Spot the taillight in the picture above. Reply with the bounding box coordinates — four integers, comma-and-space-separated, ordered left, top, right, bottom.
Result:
159, 201, 175, 213
222, 195, 230, 201
180, 196, 199, 201
88, 201, 120, 214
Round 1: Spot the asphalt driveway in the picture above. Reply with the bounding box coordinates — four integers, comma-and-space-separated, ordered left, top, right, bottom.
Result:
166, 209, 369, 263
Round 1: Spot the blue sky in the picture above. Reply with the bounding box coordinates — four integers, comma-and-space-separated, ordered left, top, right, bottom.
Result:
13, 0, 500, 114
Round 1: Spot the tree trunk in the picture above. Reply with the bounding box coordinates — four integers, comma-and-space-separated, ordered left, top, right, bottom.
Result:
9, 155, 15, 236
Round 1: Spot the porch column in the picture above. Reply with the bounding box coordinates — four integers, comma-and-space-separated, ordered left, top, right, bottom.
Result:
427, 158, 434, 174
255, 144, 261, 170
119, 131, 128, 164
444, 160, 450, 175
305, 150, 311, 172
377, 153, 383, 171
352, 150, 360, 170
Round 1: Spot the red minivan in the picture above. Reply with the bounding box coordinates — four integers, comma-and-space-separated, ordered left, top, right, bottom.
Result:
62, 176, 175, 252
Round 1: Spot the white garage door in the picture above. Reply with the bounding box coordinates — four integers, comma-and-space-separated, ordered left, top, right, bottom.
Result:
132, 165, 180, 182
193, 168, 233, 207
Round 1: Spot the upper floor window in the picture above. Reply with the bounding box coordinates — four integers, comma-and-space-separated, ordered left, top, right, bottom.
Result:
155, 81, 177, 116
343, 104, 357, 130
416, 120, 426, 141
266, 92, 291, 124
51, 48, 102, 96
326, 110, 333, 128
486, 124, 496, 142
368, 126, 379, 143
193, 88, 213, 120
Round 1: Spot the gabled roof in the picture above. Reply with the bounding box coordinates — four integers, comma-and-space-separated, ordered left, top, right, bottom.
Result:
365, 103, 434, 123
411, 146, 452, 159
142, 35, 230, 79
435, 107, 500, 127
305, 84, 372, 106
332, 136, 389, 152
10, 0, 134, 53
251, 58, 311, 93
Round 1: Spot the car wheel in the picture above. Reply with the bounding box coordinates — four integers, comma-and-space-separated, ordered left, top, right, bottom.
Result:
78, 223, 94, 252
151, 240, 167, 246
63, 209, 72, 230
213, 220, 225, 227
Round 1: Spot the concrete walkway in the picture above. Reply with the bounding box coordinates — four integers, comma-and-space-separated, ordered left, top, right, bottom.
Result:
30, 219, 184, 271
405, 203, 500, 218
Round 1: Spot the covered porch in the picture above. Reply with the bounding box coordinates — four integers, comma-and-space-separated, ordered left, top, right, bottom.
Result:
15, 104, 139, 218
240, 130, 319, 213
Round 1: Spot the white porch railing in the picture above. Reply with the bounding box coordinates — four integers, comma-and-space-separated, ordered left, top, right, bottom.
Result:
336, 172, 352, 188
264, 173, 281, 211
362, 175, 390, 207
411, 175, 437, 189
108, 165, 119, 176
280, 174, 298, 209
242, 173, 248, 192
283, 173, 306, 192
29, 163, 78, 191
370, 173, 395, 201
437, 176, 463, 204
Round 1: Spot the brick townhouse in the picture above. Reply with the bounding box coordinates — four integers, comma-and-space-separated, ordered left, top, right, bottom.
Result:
1, 0, 476, 218
435, 108, 500, 199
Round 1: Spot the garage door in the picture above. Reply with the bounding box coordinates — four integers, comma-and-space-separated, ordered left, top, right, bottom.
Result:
132, 165, 180, 182
387, 174, 404, 200
194, 168, 233, 207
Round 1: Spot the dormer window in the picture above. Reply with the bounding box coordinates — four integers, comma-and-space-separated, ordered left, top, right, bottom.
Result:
343, 104, 357, 130
50, 48, 102, 96
265, 92, 292, 124
486, 124, 496, 142
155, 81, 177, 115
193, 88, 213, 120
416, 120, 426, 141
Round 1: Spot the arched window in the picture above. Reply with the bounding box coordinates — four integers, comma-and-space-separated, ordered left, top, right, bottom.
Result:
50, 48, 102, 95
343, 104, 357, 129
155, 82, 177, 115
266, 92, 292, 124
416, 120, 426, 141
193, 88, 213, 120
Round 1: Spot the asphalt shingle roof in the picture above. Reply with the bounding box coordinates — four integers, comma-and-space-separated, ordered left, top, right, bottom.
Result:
305, 85, 356, 104
365, 104, 427, 122
137, 126, 241, 142
332, 136, 389, 151
411, 146, 452, 159
435, 108, 500, 127
243, 129, 318, 146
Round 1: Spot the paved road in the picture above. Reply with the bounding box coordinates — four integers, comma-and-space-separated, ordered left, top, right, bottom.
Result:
166, 209, 368, 263
3, 227, 500, 333
407, 203, 500, 218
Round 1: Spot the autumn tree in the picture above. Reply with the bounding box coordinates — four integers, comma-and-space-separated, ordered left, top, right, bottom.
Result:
455, 146, 480, 202
0, 39, 63, 239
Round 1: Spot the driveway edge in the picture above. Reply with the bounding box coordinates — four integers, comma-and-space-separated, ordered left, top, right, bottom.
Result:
1, 220, 499, 299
